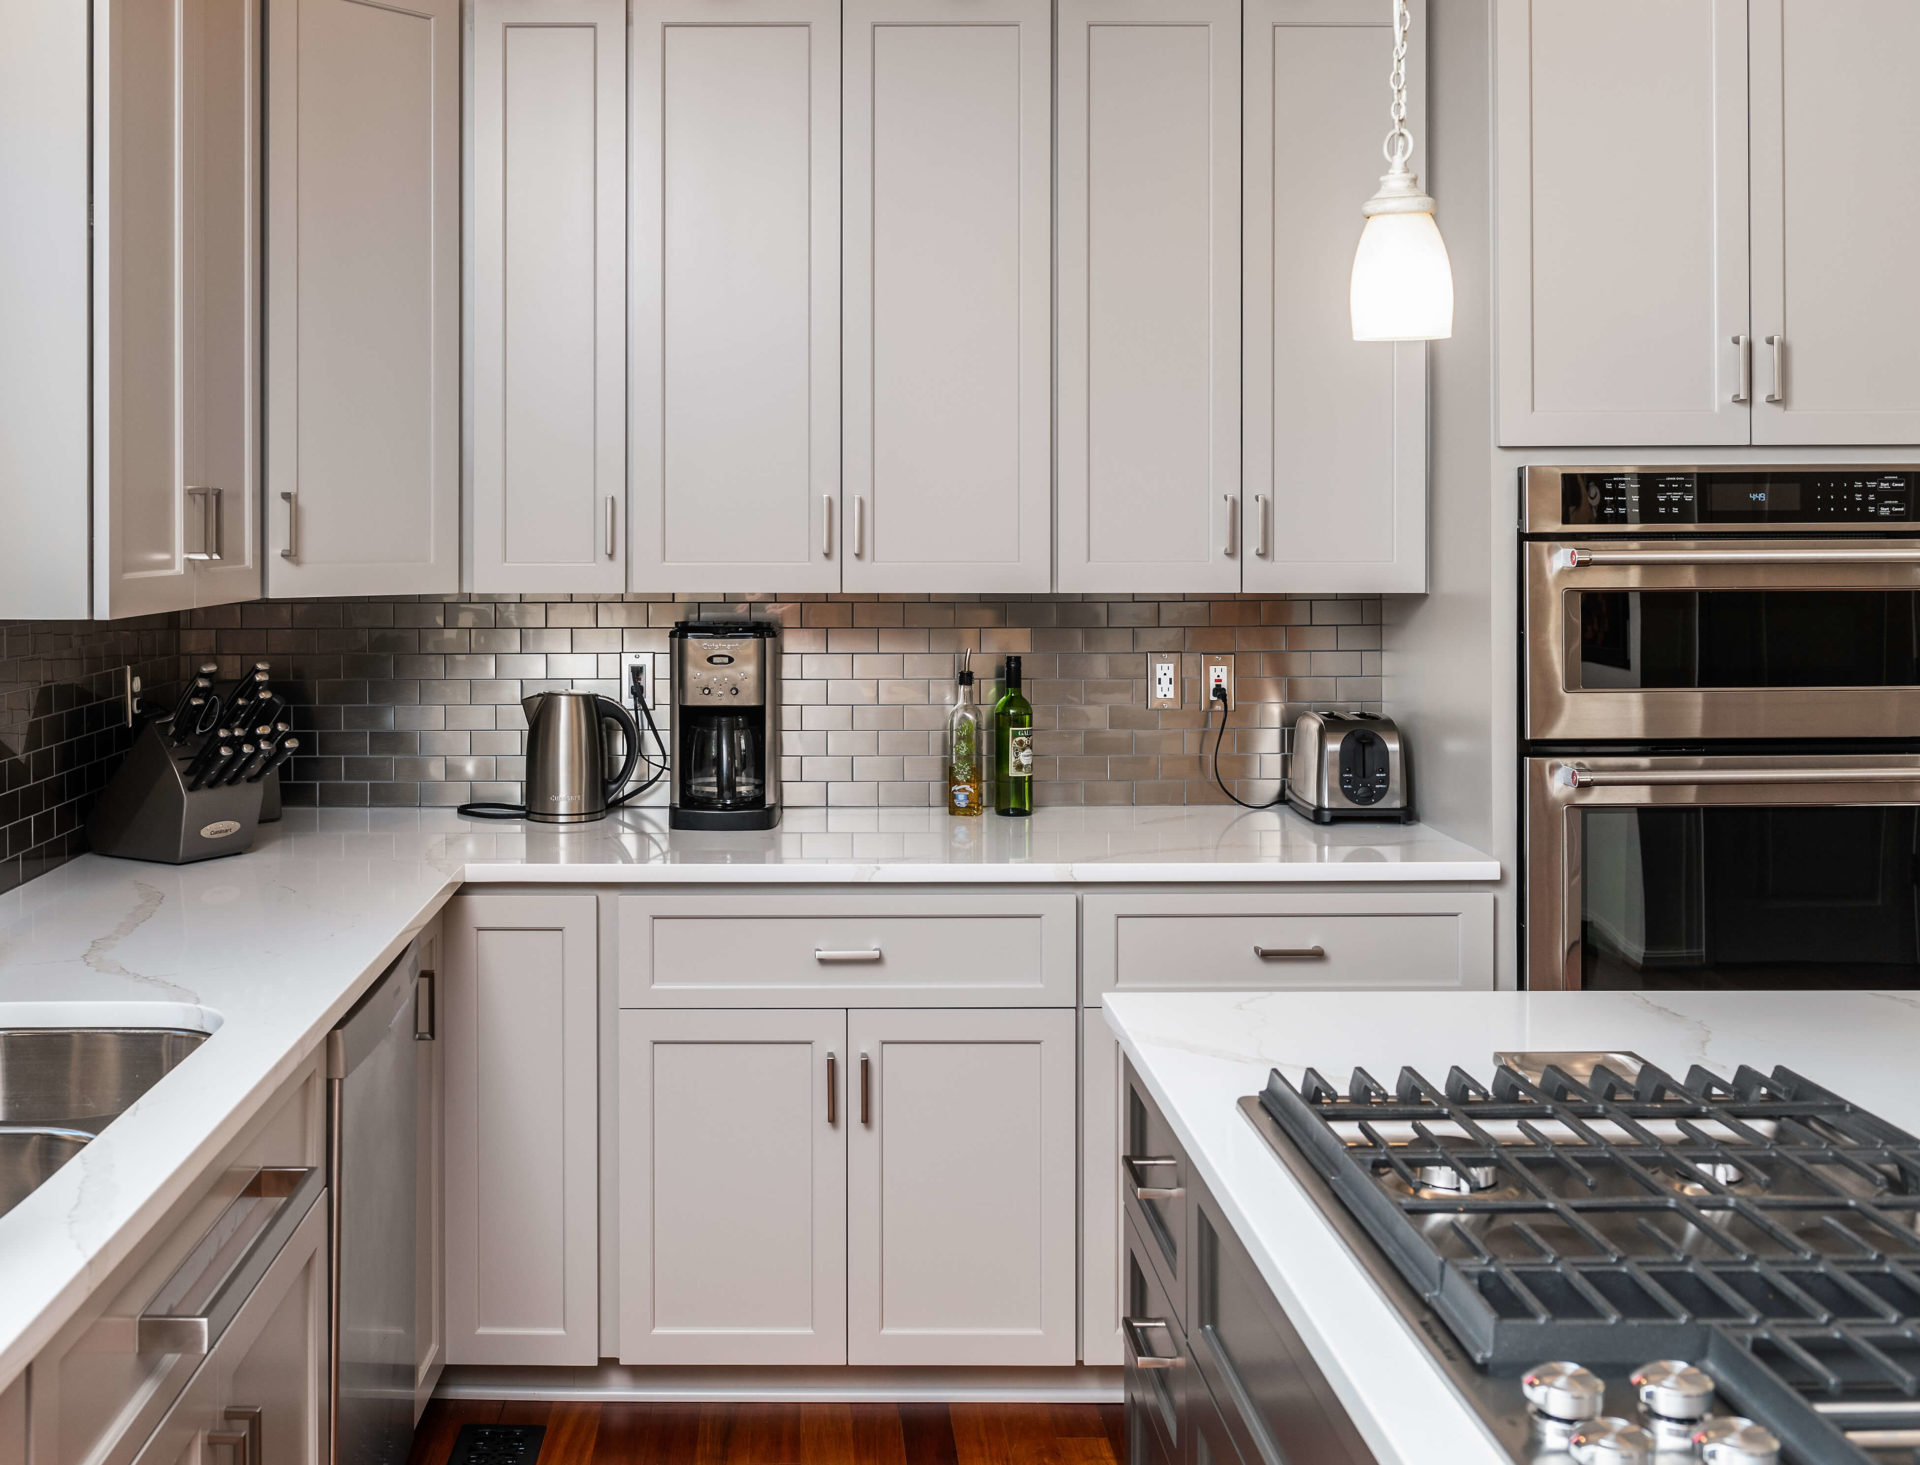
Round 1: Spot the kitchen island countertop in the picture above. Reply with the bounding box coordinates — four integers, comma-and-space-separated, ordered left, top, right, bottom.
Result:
0, 803, 1494, 1392
1101, 987, 1920, 1465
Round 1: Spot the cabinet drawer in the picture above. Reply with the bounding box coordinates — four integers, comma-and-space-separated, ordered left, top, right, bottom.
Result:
617, 893, 1077, 1007
1084, 893, 1493, 1005
1124, 1061, 1188, 1331
1124, 1212, 1190, 1465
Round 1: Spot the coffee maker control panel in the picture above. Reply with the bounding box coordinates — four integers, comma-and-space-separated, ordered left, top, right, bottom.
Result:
679, 637, 767, 705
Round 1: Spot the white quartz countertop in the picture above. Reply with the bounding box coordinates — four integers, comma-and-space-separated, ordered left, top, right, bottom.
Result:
1101, 988, 1920, 1465
0, 804, 1492, 1390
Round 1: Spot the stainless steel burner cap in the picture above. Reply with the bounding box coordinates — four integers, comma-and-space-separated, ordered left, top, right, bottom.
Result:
1568, 1416, 1654, 1465
1522, 1361, 1604, 1422
1629, 1359, 1715, 1421
1411, 1134, 1499, 1193
1693, 1417, 1781, 1465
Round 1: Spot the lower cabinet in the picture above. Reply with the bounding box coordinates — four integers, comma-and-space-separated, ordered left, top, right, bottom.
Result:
413, 920, 446, 1416
619, 1006, 1078, 1366
444, 894, 600, 1365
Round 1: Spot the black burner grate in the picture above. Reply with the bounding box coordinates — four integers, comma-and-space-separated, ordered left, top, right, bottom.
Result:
1259, 1059, 1920, 1372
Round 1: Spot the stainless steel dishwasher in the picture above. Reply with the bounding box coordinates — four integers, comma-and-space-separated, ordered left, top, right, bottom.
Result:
329, 937, 432, 1465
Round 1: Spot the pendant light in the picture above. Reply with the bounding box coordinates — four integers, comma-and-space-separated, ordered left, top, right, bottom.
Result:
1350, 0, 1452, 341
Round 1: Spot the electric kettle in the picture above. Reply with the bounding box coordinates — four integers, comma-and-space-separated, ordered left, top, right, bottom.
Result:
521, 690, 642, 824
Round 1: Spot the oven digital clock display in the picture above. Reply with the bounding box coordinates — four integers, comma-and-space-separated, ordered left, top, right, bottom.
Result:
1562, 471, 1914, 524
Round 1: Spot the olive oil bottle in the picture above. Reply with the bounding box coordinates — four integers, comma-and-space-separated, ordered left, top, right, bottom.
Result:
945, 652, 983, 816
993, 655, 1034, 817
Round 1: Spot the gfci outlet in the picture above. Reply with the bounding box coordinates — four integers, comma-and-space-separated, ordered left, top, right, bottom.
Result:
1207, 657, 1235, 710
1149, 656, 1181, 710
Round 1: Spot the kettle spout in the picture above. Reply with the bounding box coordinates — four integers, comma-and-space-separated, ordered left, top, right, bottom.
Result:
522, 692, 548, 723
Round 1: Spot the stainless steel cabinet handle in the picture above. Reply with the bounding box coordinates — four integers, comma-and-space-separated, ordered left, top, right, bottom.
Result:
138, 1166, 324, 1355
1766, 333, 1785, 403
280, 490, 298, 560
1561, 765, 1920, 790
414, 970, 435, 1041
1564, 546, 1920, 569
1255, 493, 1271, 558
860, 1053, 872, 1125
1254, 944, 1326, 961
1123, 1317, 1185, 1370
823, 494, 834, 558
814, 948, 882, 963
1123, 1155, 1185, 1201
185, 486, 223, 561
211, 1408, 261, 1465
827, 1052, 838, 1125
1223, 495, 1237, 557
854, 496, 866, 557
1731, 334, 1751, 404
605, 495, 618, 558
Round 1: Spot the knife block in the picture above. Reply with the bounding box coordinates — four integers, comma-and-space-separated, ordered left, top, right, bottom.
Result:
89, 723, 265, 864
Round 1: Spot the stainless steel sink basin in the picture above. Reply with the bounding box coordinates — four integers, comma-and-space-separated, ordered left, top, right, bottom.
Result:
0, 1028, 209, 1220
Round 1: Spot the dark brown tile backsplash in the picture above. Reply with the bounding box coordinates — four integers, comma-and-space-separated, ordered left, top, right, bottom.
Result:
0, 615, 181, 896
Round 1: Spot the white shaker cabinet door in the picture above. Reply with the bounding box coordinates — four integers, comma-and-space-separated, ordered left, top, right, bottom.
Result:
1494, 0, 1750, 447
1245, 0, 1425, 593
847, 1008, 1077, 1366
443, 894, 600, 1365
631, 0, 841, 593
842, 0, 1052, 594
619, 1008, 848, 1365
266, 0, 460, 598
1056, 0, 1240, 595
94, 0, 262, 617
470, 0, 627, 594
1751, 0, 1920, 445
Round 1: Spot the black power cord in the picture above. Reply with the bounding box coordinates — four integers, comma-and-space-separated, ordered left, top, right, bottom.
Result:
457, 663, 669, 820
1207, 683, 1287, 811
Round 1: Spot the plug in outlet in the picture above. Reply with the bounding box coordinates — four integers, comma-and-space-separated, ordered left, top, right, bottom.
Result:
1148, 655, 1181, 710
1206, 657, 1235, 711
624, 653, 650, 707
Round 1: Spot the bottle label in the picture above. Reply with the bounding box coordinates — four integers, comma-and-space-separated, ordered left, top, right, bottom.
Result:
1008, 733, 1033, 778
953, 787, 971, 807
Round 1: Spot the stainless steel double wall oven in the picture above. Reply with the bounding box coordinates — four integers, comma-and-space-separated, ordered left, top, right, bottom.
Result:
1522, 465, 1920, 991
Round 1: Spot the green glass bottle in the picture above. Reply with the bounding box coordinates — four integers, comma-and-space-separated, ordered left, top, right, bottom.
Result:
993, 655, 1034, 817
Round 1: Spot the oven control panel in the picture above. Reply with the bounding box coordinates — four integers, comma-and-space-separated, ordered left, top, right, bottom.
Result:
1556, 470, 1914, 526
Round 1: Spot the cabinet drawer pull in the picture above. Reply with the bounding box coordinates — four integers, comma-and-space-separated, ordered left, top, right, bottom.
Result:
280, 490, 298, 560
605, 495, 618, 558
185, 486, 223, 561
1255, 494, 1271, 558
1253, 944, 1325, 961
814, 948, 882, 963
209, 1407, 260, 1465
1223, 495, 1237, 557
823, 494, 834, 558
827, 1051, 838, 1125
1766, 333, 1785, 404
1124, 1155, 1185, 1201
414, 970, 436, 1041
1123, 1316, 1185, 1370
854, 495, 867, 557
138, 1166, 324, 1356
861, 1053, 872, 1125
1731, 334, 1752, 403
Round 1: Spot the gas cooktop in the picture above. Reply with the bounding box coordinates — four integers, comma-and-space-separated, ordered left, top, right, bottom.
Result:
1241, 1052, 1920, 1464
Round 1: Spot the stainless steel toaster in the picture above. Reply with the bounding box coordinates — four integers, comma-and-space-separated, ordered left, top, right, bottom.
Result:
1285, 711, 1413, 823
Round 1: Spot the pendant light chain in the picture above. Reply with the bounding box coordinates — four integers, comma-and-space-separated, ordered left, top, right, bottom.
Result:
1384, 0, 1414, 170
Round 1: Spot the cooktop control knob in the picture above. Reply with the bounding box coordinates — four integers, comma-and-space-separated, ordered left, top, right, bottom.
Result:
1629, 1359, 1715, 1448
1693, 1417, 1781, 1465
1522, 1361, 1603, 1447
1567, 1417, 1654, 1465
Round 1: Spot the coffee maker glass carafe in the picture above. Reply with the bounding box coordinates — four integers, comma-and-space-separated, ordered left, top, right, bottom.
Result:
681, 712, 765, 810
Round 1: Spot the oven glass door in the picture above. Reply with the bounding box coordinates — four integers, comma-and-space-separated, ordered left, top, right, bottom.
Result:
1529, 756, 1920, 990
1525, 540, 1920, 740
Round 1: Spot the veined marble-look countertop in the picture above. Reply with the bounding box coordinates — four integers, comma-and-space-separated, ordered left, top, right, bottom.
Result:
0, 804, 1493, 1391
1101, 988, 1920, 1465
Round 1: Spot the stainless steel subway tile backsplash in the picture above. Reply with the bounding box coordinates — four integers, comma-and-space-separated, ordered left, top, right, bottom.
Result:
179, 592, 1382, 812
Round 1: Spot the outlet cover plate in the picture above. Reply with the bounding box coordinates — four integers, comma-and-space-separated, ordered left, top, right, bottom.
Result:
1149, 656, 1181, 710
1205, 655, 1235, 711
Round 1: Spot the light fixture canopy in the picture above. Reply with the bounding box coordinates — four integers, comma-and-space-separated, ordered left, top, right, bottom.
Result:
1350, 0, 1452, 342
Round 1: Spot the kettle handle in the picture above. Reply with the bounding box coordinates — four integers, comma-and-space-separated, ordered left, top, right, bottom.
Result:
597, 696, 643, 803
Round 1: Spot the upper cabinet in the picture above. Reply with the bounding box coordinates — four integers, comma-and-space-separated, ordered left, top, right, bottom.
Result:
631, 0, 842, 593
471, 0, 628, 594
266, 0, 461, 598
1, 0, 261, 620
1245, 0, 1428, 593
842, 0, 1054, 595
1497, 0, 1920, 448
1749, 0, 1920, 446
1056, 0, 1241, 595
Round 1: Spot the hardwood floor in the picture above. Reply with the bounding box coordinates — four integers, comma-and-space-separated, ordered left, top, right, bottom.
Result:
408, 1399, 1125, 1465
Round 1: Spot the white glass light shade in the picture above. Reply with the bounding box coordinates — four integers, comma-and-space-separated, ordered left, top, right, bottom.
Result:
1350, 205, 1453, 342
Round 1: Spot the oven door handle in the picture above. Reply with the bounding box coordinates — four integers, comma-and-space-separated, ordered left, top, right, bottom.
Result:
1560, 765, 1920, 790
1561, 546, 1920, 570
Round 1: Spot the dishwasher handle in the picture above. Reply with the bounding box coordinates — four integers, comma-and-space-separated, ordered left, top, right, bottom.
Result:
138, 1166, 325, 1356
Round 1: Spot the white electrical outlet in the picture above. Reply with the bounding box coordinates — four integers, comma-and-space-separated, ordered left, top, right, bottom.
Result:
624, 653, 650, 704
1207, 659, 1234, 709
1149, 656, 1180, 710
